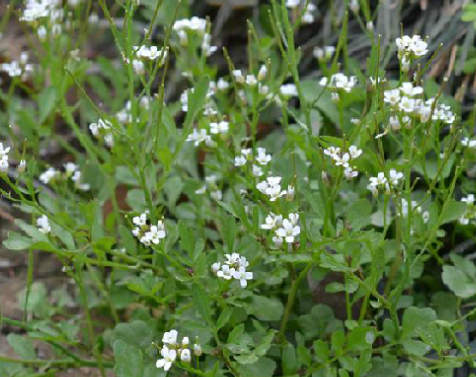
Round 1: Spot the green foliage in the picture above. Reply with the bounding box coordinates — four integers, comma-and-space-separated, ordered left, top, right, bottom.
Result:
0, 0, 476, 376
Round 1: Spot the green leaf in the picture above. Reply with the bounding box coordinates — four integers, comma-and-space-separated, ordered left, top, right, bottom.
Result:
111, 320, 155, 349
250, 295, 284, 322
50, 222, 76, 250
7, 334, 36, 359
402, 307, 436, 339
282, 343, 299, 375
440, 200, 467, 225
38, 86, 57, 123
192, 283, 213, 326
442, 264, 476, 299
238, 357, 276, 377
113, 340, 144, 377
347, 326, 375, 351
3, 231, 34, 250
254, 330, 276, 357
347, 199, 372, 231
217, 307, 233, 330
14, 219, 49, 243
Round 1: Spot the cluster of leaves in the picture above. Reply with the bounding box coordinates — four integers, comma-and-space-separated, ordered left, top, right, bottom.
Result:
2, 1, 476, 377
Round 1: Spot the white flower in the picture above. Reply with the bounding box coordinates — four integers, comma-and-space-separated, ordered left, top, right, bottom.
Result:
280, 83, 298, 97
259, 83, 269, 95
210, 190, 223, 201
18, 160, 26, 173
233, 267, 253, 288
389, 169, 404, 186
285, 0, 300, 8
384, 89, 400, 105
201, 33, 217, 56
232, 70, 245, 84
186, 129, 214, 147
257, 176, 286, 201
321, 73, 357, 92
399, 96, 416, 113
256, 148, 271, 165
272, 235, 283, 248
261, 212, 283, 230
217, 264, 235, 280
348, 146, 362, 159
462, 137, 476, 149
180, 348, 192, 362
252, 165, 264, 177
324, 146, 340, 159
246, 75, 258, 86
64, 162, 78, 175
334, 153, 350, 168
210, 121, 229, 135
286, 185, 295, 201
313, 46, 335, 60
399, 82, 423, 97
258, 65, 267, 81
0, 143, 10, 173
132, 59, 145, 75
193, 344, 203, 356
156, 346, 177, 371
72, 171, 90, 191
217, 78, 230, 91
36, 215, 51, 234
276, 219, 300, 243
163, 330, 178, 345
39, 167, 59, 184
396, 35, 428, 59
350, 0, 359, 12
288, 213, 299, 225
234, 155, 247, 167
212, 262, 221, 273
344, 167, 358, 179
133, 213, 147, 226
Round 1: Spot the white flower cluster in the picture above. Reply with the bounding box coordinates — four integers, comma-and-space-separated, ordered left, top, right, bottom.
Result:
156, 330, 202, 372
257, 176, 294, 202
383, 83, 455, 127
234, 147, 271, 177
459, 195, 476, 225
367, 169, 404, 196
39, 163, 90, 190
313, 46, 335, 61
173, 17, 216, 56
319, 73, 357, 102
132, 45, 167, 73
131, 212, 166, 247
212, 253, 253, 288
186, 129, 216, 148
285, 0, 317, 24
36, 214, 51, 234
0, 142, 10, 173
1, 52, 34, 79
232, 65, 269, 96
21, 0, 65, 37
195, 175, 223, 201
396, 35, 428, 67
89, 119, 114, 148
279, 83, 298, 98
323, 145, 362, 179
262, 212, 300, 246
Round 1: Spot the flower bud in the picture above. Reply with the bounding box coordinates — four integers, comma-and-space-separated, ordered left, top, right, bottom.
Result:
193, 344, 203, 356
258, 65, 267, 81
